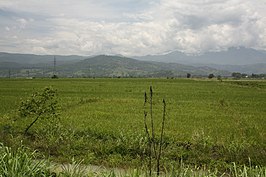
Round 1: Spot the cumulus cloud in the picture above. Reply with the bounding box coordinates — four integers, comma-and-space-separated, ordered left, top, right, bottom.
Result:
0, 0, 265, 56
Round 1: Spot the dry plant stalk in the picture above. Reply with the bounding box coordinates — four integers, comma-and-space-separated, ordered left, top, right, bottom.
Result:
144, 86, 167, 176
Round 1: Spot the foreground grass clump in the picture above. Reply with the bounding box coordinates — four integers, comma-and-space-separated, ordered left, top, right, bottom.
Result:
0, 143, 52, 177
0, 78, 266, 174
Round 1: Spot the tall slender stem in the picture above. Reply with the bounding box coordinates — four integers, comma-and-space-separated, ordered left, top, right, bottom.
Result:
150, 86, 157, 158
157, 99, 166, 176
144, 92, 152, 176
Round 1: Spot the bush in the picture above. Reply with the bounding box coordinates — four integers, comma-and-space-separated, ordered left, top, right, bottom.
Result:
18, 87, 59, 135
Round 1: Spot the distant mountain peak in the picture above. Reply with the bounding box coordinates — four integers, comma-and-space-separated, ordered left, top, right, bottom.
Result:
135, 47, 266, 65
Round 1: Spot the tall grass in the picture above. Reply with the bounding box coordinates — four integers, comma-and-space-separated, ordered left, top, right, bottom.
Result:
0, 142, 52, 177
59, 158, 87, 177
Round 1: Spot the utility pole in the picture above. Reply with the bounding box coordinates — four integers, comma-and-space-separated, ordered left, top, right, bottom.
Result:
52, 55, 58, 78
8, 69, 11, 78
53, 56, 56, 76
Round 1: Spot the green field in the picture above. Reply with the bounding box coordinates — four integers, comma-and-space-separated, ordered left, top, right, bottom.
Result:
0, 78, 266, 172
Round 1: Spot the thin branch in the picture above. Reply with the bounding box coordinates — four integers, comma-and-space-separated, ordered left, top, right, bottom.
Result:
24, 114, 41, 135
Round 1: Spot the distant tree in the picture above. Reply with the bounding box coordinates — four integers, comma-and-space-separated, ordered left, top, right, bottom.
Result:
208, 73, 215, 79
217, 75, 222, 81
51, 74, 58, 79
251, 73, 259, 78
187, 73, 191, 78
232, 72, 242, 79
241, 73, 248, 78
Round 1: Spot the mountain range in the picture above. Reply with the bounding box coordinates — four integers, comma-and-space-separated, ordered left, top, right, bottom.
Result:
58, 55, 230, 77
135, 47, 266, 74
135, 47, 266, 65
0, 47, 265, 78
0, 53, 229, 78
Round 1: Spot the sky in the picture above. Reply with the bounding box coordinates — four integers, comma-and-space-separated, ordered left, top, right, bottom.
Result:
0, 0, 266, 56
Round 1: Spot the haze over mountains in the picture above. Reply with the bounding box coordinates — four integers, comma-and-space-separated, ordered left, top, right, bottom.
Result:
135, 47, 266, 74
0, 47, 265, 78
135, 47, 266, 65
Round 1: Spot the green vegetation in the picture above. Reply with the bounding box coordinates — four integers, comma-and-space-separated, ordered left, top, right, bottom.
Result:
0, 143, 52, 176
19, 87, 59, 134
0, 78, 266, 176
1, 143, 266, 177
232, 72, 266, 79
0, 53, 231, 78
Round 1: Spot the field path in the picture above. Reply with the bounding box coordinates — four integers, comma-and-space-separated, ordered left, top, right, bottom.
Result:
51, 162, 129, 176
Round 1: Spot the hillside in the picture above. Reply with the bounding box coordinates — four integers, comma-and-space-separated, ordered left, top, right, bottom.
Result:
135, 47, 266, 74
200, 63, 266, 74
0, 52, 85, 65
59, 55, 230, 77
0, 53, 230, 78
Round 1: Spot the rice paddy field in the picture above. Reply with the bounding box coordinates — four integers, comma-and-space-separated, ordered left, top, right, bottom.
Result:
0, 78, 266, 175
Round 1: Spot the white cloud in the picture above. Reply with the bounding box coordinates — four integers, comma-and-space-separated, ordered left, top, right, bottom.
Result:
17, 18, 28, 29
5, 26, 10, 31
0, 0, 266, 56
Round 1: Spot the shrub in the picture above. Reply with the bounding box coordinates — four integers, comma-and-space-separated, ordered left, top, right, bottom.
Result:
18, 87, 59, 135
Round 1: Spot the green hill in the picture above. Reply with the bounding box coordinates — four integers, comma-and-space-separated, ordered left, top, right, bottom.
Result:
0, 53, 230, 78
59, 55, 230, 77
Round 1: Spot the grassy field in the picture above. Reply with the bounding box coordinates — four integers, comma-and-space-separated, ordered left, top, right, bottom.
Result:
0, 78, 266, 174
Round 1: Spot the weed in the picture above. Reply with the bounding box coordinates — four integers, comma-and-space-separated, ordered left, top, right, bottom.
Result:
60, 158, 87, 177
0, 142, 53, 177
144, 86, 167, 176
